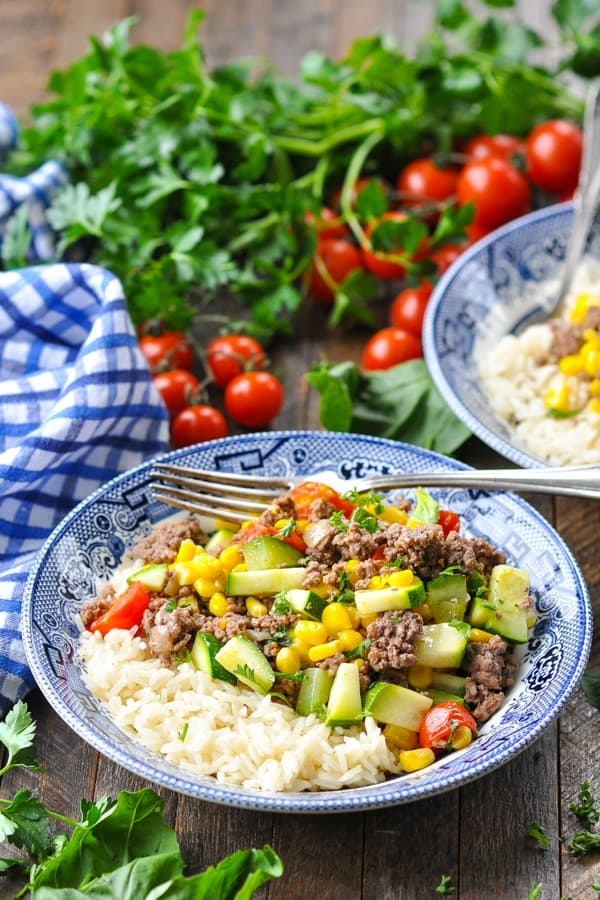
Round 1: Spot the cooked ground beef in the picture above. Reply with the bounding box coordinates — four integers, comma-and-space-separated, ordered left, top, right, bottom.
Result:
583, 306, 600, 331
307, 498, 337, 521
332, 522, 379, 560
237, 495, 296, 533
545, 319, 583, 363
80, 583, 115, 627
128, 515, 206, 564
444, 532, 505, 577
376, 523, 504, 581
302, 520, 339, 566
462, 635, 517, 723
144, 604, 200, 664
366, 609, 423, 671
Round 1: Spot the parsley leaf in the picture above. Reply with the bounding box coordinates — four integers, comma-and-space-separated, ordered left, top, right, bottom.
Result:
569, 780, 599, 829
581, 667, 600, 709
436, 873, 456, 894
527, 822, 552, 849
0, 701, 40, 775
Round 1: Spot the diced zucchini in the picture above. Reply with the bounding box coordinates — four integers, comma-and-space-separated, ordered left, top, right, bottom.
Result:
127, 563, 168, 592
429, 671, 466, 697
488, 564, 530, 606
285, 588, 328, 621
190, 631, 237, 685
414, 622, 469, 668
477, 564, 530, 644
296, 667, 333, 716
225, 567, 307, 596
354, 577, 426, 616
484, 603, 529, 644
467, 593, 497, 628
426, 571, 468, 623
325, 663, 363, 727
426, 688, 465, 706
205, 528, 236, 555
363, 682, 432, 731
214, 634, 276, 694
241, 535, 303, 570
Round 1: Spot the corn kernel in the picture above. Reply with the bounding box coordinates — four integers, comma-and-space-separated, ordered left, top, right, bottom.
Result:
526, 610, 537, 629
469, 628, 494, 643
584, 350, 600, 378
399, 747, 436, 772
219, 545, 243, 571
289, 636, 311, 663
589, 379, 600, 397
345, 559, 360, 572
208, 592, 228, 616
214, 574, 226, 592
194, 576, 216, 597
296, 518, 310, 532
544, 382, 570, 411
383, 724, 418, 751
308, 640, 343, 662
274, 518, 293, 531
559, 354, 584, 376
175, 562, 200, 586
294, 620, 328, 646
591, 399, 600, 414
388, 569, 414, 588
309, 583, 331, 599
569, 293, 596, 324
369, 575, 384, 589
275, 646, 301, 674
322, 602, 353, 636
407, 664, 433, 689
337, 629, 364, 652
450, 725, 472, 750
246, 598, 268, 617
193, 556, 222, 579
176, 539, 197, 562
345, 605, 361, 629
358, 612, 379, 628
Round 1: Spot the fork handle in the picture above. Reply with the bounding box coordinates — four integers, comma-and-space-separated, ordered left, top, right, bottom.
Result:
360, 466, 600, 500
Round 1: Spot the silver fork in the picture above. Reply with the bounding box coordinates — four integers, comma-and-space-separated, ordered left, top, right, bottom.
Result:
151, 461, 600, 523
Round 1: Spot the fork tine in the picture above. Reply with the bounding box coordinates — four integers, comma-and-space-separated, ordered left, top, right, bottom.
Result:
153, 463, 292, 496
151, 486, 264, 523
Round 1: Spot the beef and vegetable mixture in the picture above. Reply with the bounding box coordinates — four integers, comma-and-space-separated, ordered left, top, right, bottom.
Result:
82, 481, 534, 772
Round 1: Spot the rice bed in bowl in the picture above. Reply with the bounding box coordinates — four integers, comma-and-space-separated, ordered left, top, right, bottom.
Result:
477, 259, 600, 466
80, 629, 400, 793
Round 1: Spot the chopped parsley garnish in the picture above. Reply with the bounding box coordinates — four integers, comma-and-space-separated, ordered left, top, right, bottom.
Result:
344, 638, 371, 660
163, 599, 177, 613
178, 722, 189, 742
277, 520, 296, 538
271, 592, 292, 615
351, 506, 380, 533
329, 509, 349, 531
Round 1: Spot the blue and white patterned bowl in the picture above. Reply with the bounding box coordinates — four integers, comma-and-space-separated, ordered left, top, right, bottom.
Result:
22, 431, 592, 813
423, 203, 600, 468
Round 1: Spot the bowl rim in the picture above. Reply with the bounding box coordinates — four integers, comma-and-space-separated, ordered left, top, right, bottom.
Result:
22, 429, 593, 813
423, 201, 574, 469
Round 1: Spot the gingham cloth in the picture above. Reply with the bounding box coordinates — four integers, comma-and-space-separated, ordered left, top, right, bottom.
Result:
0, 107, 171, 714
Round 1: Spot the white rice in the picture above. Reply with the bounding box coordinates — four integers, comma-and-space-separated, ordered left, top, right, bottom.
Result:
80, 628, 402, 792
477, 259, 600, 465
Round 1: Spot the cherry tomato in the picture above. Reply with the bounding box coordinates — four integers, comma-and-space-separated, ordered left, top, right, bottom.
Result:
389, 281, 433, 338
89, 582, 151, 636
306, 238, 363, 305
361, 326, 423, 371
463, 133, 524, 162
419, 701, 477, 751
224, 371, 284, 427
465, 222, 491, 244
171, 405, 228, 448
525, 119, 583, 194
236, 521, 306, 553
205, 334, 266, 388
153, 369, 201, 418
139, 331, 195, 373
362, 212, 429, 281
429, 243, 465, 275
290, 481, 355, 518
304, 206, 347, 240
397, 158, 459, 206
438, 509, 460, 537
456, 157, 531, 230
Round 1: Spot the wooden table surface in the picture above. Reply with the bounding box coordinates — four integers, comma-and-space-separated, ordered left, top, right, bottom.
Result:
1, 2, 599, 898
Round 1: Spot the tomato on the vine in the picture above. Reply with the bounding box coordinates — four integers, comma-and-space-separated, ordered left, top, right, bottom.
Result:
205, 334, 266, 388
139, 331, 195, 373
419, 702, 477, 751
429, 243, 465, 275
362, 326, 423, 371
153, 369, 201, 418
389, 282, 432, 338
362, 211, 428, 281
397, 158, 459, 206
224, 371, 284, 427
304, 206, 347, 240
171, 405, 228, 448
457, 157, 531, 230
463, 133, 524, 162
306, 238, 363, 304
525, 119, 582, 194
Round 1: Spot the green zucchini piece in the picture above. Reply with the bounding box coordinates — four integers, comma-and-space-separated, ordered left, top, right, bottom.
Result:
414, 622, 469, 668
226, 567, 307, 596
296, 667, 333, 716
127, 563, 168, 592
205, 528, 236, 555
363, 682, 432, 731
214, 634, 276, 694
241, 535, 302, 570
426, 571, 468, 623
190, 631, 237, 685
285, 588, 328, 621
354, 577, 426, 616
325, 662, 363, 727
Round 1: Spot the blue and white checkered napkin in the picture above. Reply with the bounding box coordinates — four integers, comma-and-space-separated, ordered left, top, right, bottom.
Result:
0, 106, 171, 714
